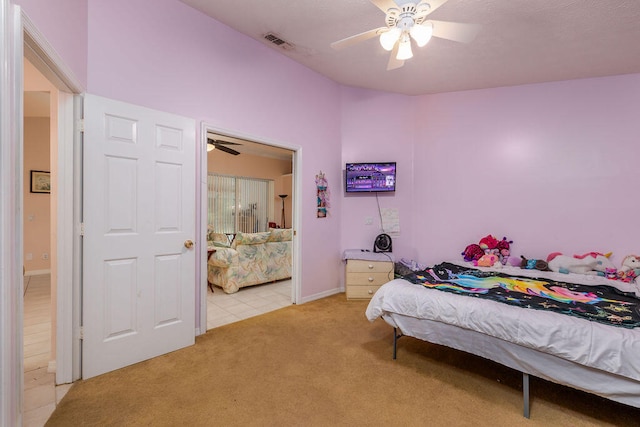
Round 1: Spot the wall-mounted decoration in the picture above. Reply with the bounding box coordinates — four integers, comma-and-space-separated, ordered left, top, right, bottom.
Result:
315, 171, 329, 218
30, 170, 50, 194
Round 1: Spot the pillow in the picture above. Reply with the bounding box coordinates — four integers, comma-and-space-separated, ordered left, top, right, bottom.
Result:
267, 228, 292, 242
210, 232, 231, 248
206, 225, 216, 242
234, 231, 270, 246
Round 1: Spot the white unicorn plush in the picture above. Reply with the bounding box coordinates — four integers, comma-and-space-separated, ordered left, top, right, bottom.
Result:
618, 255, 640, 283
547, 252, 615, 275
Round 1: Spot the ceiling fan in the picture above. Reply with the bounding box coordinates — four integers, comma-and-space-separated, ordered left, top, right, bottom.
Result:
207, 138, 242, 155
331, 0, 480, 70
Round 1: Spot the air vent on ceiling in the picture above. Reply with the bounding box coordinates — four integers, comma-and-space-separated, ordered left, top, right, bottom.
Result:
263, 32, 295, 51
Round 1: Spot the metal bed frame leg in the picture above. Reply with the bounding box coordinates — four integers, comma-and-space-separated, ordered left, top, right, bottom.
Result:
392, 327, 403, 360
523, 372, 530, 419
392, 327, 531, 418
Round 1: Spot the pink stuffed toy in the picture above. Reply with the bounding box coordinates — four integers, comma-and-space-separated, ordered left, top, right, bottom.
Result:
474, 253, 501, 267
478, 235, 499, 253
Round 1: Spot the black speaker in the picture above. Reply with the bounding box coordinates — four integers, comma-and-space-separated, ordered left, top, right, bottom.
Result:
373, 233, 392, 253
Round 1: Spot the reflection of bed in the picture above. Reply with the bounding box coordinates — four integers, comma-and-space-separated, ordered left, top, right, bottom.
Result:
365, 262, 640, 417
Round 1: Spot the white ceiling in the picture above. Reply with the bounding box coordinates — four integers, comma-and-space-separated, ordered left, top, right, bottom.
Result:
181, 0, 640, 95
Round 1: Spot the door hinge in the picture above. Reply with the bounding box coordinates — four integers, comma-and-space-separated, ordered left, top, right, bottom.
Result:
79, 326, 84, 340
79, 222, 85, 236
76, 118, 85, 133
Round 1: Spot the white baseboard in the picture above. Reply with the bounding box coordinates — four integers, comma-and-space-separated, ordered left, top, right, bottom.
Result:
47, 360, 56, 373
298, 287, 343, 304
25, 269, 51, 276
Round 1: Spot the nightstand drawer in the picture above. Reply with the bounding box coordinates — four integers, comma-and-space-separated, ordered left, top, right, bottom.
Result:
346, 259, 393, 273
345, 271, 393, 285
346, 284, 383, 299
344, 257, 394, 300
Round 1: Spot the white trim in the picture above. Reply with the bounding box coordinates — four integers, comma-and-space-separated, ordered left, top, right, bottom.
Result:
291, 148, 301, 304
24, 269, 51, 276
21, 11, 83, 94
297, 288, 342, 305
0, 3, 24, 425
55, 91, 75, 385
71, 94, 83, 382
198, 122, 208, 334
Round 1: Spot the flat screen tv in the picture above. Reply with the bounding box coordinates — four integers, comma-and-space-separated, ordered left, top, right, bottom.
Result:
345, 162, 396, 193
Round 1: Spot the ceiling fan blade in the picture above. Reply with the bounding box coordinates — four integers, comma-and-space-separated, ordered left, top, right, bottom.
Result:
429, 20, 481, 43
386, 43, 404, 71
420, 0, 450, 17
215, 144, 240, 156
208, 137, 242, 146
369, 0, 397, 13
331, 27, 386, 50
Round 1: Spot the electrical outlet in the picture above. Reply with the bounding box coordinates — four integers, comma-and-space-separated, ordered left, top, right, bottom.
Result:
42, 253, 48, 260
26, 253, 32, 261
365, 216, 373, 225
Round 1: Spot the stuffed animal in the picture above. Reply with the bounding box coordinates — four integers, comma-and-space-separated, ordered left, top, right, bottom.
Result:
519, 256, 550, 271
618, 255, 640, 283
496, 237, 514, 265
478, 235, 499, 254
474, 253, 501, 268
547, 252, 615, 275
462, 244, 484, 262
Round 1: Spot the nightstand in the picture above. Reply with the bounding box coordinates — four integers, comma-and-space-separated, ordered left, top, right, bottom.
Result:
343, 250, 394, 300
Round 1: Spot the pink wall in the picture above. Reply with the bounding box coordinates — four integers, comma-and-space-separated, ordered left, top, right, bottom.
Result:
411, 74, 640, 267
339, 87, 417, 261
19, 0, 640, 296
15, 0, 88, 88
23, 117, 51, 272
85, 0, 343, 298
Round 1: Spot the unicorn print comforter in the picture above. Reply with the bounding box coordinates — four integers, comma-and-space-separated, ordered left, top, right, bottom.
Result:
366, 262, 640, 382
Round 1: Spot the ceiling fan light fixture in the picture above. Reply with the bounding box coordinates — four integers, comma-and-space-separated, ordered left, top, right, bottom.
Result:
379, 27, 401, 51
206, 142, 215, 152
410, 22, 433, 47
396, 35, 413, 60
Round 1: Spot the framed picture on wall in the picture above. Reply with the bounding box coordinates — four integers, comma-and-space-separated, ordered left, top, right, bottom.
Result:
30, 170, 51, 194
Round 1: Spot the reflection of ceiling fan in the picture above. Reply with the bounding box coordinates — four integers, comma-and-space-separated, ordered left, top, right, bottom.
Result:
331, 0, 480, 70
207, 138, 241, 155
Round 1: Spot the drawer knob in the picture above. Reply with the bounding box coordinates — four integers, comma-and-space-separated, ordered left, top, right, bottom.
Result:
368, 264, 374, 269
368, 289, 373, 294
368, 277, 374, 282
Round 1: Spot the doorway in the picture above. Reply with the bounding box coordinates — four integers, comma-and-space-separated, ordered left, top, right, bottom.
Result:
22, 52, 75, 424
202, 129, 298, 330
22, 64, 56, 421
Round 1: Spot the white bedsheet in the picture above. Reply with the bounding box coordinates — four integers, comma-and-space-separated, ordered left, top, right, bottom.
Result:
366, 277, 640, 382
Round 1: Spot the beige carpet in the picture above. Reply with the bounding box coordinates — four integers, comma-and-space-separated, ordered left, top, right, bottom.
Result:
46, 294, 640, 426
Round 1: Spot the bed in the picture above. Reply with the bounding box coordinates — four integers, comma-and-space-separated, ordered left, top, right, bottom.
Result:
365, 261, 640, 418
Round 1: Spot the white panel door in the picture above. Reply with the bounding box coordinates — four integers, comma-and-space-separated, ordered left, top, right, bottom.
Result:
82, 94, 196, 379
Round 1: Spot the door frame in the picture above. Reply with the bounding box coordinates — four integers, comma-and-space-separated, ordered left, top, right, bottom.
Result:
198, 122, 302, 332
22, 11, 84, 385
1, 2, 23, 424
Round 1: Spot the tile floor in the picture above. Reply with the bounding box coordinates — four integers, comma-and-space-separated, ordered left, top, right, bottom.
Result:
23, 274, 72, 427
206, 279, 292, 330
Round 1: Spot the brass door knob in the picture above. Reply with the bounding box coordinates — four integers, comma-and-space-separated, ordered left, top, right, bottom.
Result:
184, 240, 194, 249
